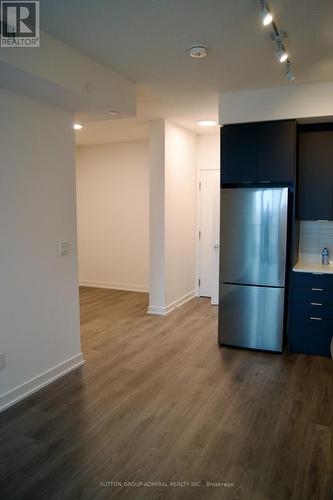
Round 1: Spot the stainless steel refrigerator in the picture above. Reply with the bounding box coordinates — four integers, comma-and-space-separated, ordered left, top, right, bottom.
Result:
219, 187, 289, 352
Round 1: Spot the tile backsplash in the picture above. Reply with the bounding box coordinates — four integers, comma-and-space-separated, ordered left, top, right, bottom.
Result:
299, 221, 333, 263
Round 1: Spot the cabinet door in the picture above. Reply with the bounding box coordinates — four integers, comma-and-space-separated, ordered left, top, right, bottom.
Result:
290, 316, 332, 356
221, 124, 257, 184
257, 120, 296, 183
299, 131, 333, 220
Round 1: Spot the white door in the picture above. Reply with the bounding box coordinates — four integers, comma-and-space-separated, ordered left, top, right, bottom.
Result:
199, 170, 220, 305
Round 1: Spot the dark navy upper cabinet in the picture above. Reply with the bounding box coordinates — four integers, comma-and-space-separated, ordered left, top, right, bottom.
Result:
257, 121, 296, 183
299, 126, 333, 220
221, 120, 296, 185
221, 123, 257, 184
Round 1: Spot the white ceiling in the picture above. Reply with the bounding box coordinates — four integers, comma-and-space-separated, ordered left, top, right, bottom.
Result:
40, 0, 333, 140
75, 118, 150, 146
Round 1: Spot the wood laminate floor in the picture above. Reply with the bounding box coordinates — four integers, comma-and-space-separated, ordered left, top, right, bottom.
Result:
0, 288, 332, 500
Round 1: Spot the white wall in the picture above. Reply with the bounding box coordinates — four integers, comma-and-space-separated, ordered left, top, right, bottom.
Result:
148, 120, 197, 314
0, 88, 83, 412
219, 81, 333, 124
165, 122, 197, 306
76, 141, 149, 292
149, 121, 166, 308
197, 133, 220, 171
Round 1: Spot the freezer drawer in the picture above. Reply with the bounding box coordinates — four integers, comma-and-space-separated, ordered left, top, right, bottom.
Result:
218, 283, 285, 352
220, 188, 288, 287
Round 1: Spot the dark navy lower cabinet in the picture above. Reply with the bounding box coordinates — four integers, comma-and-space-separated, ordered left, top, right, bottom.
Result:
290, 316, 332, 356
289, 272, 333, 356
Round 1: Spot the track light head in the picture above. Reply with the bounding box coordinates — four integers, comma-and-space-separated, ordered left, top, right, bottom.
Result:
286, 62, 296, 81
277, 50, 288, 63
259, 0, 273, 26
276, 41, 288, 63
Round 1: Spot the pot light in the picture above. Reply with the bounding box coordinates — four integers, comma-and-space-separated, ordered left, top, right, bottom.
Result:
259, 1, 273, 26
73, 123, 83, 130
197, 120, 217, 127
276, 42, 288, 63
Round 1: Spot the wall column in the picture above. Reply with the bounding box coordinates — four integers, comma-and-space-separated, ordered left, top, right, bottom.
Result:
148, 120, 197, 315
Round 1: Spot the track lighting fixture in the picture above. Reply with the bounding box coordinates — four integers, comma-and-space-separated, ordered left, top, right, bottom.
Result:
286, 62, 295, 81
259, 2, 295, 81
276, 40, 288, 63
259, 0, 273, 26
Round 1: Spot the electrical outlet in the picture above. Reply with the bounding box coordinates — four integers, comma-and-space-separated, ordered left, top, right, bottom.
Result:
0, 353, 5, 370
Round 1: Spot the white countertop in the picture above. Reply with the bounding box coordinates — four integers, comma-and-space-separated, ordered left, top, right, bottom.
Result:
293, 261, 333, 274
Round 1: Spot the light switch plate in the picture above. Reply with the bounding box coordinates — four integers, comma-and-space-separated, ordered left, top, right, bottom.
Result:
58, 240, 69, 256
0, 353, 5, 370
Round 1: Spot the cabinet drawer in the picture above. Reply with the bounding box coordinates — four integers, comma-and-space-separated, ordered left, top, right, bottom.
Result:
292, 287, 333, 304
293, 272, 333, 289
289, 316, 332, 356
292, 301, 333, 319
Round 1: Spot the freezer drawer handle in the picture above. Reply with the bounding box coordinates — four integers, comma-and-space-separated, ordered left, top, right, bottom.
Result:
259, 180, 271, 183
241, 181, 252, 184
310, 317, 322, 321
312, 288, 323, 291
311, 302, 323, 306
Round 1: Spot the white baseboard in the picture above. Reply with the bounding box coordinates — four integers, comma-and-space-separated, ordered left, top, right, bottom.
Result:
147, 305, 167, 315
0, 353, 85, 413
80, 280, 149, 293
147, 290, 195, 316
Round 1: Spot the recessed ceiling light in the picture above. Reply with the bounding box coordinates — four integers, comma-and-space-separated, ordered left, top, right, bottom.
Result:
197, 120, 217, 127
189, 45, 208, 59
108, 110, 119, 116
73, 123, 83, 130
